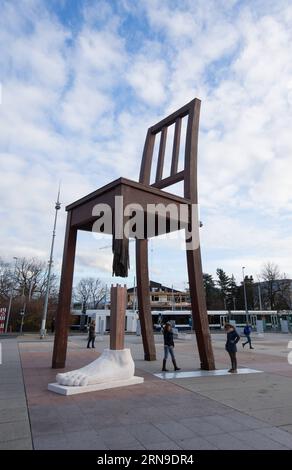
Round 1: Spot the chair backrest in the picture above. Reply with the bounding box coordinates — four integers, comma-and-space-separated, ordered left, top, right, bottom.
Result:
139, 98, 201, 203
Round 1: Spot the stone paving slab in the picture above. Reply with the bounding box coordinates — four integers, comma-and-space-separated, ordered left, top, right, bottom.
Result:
0, 339, 33, 450
244, 406, 292, 427
281, 425, 292, 434
0, 438, 33, 450
178, 435, 218, 450
230, 429, 290, 450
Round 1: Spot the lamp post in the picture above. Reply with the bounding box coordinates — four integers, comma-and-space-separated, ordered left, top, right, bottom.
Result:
105, 284, 108, 311
40, 187, 61, 339
5, 256, 18, 333
132, 276, 136, 312
257, 277, 263, 310
18, 286, 25, 334
19, 311, 25, 334
19, 280, 33, 335
242, 266, 249, 323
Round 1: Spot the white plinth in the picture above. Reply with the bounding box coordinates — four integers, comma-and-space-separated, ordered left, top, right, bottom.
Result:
48, 376, 144, 396
154, 368, 263, 380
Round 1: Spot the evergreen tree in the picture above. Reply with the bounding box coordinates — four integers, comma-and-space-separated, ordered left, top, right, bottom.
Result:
203, 273, 221, 309
228, 274, 239, 310
216, 268, 231, 309
245, 275, 255, 310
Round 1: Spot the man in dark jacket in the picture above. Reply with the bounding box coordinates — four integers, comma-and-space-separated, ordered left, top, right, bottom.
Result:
162, 322, 181, 372
224, 323, 240, 373
242, 323, 254, 349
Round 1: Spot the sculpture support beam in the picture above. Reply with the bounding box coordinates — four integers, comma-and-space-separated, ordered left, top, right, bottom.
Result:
186, 236, 215, 370
52, 211, 77, 369
136, 239, 156, 361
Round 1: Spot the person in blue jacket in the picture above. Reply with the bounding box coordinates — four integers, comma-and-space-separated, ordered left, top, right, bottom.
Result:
224, 323, 240, 373
242, 323, 254, 349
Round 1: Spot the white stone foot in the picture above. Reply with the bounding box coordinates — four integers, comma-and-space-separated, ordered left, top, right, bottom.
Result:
56, 349, 135, 387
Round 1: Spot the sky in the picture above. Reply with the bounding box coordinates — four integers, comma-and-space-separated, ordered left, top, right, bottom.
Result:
1, 0, 292, 291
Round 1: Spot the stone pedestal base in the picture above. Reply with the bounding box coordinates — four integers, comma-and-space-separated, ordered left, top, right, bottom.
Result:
48, 348, 144, 395
48, 376, 144, 396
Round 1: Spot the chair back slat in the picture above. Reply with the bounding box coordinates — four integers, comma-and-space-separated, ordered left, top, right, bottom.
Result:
170, 117, 182, 176
139, 130, 156, 185
155, 127, 167, 183
139, 98, 201, 202
152, 170, 185, 190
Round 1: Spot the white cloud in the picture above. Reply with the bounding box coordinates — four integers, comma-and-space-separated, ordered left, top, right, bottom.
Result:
1, 0, 292, 285
127, 58, 168, 106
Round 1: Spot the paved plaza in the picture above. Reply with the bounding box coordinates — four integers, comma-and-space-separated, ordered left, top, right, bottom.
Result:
1, 332, 292, 450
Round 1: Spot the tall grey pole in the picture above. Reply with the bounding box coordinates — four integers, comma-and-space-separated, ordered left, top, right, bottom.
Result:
20, 287, 26, 335
242, 266, 249, 323
258, 283, 263, 310
40, 187, 61, 338
5, 256, 18, 333
105, 284, 108, 310
133, 276, 136, 312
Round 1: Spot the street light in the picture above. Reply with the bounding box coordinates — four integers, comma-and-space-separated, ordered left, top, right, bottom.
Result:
257, 276, 263, 310
19, 276, 33, 335
242, 266, 249, 323
5, 256, 18, 333
19, 309, 25, 334
20, 286, 26, 335
40, 186, 61, 339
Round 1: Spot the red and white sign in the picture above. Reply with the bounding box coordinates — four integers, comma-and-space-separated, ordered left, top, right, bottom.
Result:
0, 308, 7, 333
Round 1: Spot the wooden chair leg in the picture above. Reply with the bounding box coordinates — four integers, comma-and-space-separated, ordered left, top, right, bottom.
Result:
136, 239, 156, 361
52, 212, 77, 369
186, 239, 215, 370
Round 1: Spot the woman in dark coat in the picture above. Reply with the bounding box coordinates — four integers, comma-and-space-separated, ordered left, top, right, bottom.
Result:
162, 323, 181, 372
87, 321, 96, 349
224, 323, 240, 373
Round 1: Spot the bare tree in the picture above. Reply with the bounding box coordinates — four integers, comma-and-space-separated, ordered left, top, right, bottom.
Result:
15, 257, 57, 299
74, 277, 105, 310
259, 262, 291, 310
0, 258, 12, 300
74, 278, 92, 312
0, 256, 59, 332
89, 279, 106, 308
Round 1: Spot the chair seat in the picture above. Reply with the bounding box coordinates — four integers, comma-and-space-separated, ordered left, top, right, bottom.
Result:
67, 177, 191, 236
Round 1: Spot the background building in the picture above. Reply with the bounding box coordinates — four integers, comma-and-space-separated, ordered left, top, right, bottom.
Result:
127, 280, 190, 311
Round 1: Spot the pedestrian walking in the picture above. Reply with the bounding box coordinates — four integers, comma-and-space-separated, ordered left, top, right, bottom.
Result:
242, 323, 254, 349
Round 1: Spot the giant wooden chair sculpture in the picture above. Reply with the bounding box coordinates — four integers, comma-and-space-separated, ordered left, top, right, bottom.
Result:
52, 98, 215, 371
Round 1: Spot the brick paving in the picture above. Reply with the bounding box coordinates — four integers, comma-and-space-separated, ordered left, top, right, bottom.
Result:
1, 332, 292, 450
